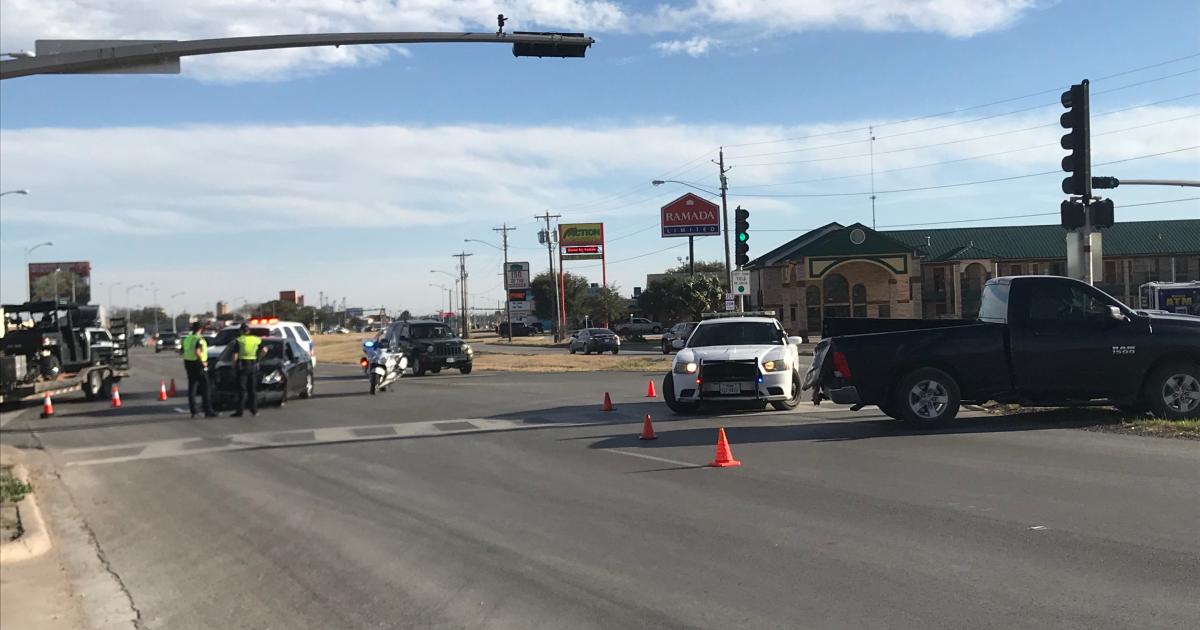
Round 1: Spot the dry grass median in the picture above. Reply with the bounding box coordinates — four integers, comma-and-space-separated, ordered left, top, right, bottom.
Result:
312, 334, 671, 373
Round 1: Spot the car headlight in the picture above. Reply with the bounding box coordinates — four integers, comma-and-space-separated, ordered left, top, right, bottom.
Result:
673, 361, 699, 374
463, 344, 473, 355
762, 358, 790, 372
261, 370, 283, 384
425, 344, 435, 352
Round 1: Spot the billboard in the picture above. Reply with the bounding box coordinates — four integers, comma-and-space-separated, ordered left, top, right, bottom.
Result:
28, 261, 91, 303
504, 262, 531, 289
661, 193, 720, 237
559, 223, 604, 247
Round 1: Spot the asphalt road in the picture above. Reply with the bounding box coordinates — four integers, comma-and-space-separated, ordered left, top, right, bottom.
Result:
475, 341, 665, 356
2, 348, 1197, 629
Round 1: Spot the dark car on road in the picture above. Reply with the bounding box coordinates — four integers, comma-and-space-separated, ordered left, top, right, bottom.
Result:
386, 320, 473, 375
569, 328, 621, 355
807, 275, 1200, 427
496, 321, 532, 337
661, 321, 698, 354
155, 332, 181, 353
208, 337, 314, 409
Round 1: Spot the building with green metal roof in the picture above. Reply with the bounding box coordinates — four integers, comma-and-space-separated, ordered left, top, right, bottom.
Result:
745, 219, 1199, 333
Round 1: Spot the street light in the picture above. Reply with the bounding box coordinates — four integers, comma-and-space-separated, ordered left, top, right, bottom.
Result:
52, 267, 62, 304
651, 179, 719, 195
429, 283, 454, 321
170, 291, 186, 333
1, 189, 31, 196
464, 238, 503, 252
125, 284, 144, 317
23, 241, 52, 301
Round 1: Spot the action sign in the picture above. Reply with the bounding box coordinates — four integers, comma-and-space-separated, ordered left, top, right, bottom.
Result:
505, 262, 530, 289
661, 193, 720, 238
731, 270, 751, 295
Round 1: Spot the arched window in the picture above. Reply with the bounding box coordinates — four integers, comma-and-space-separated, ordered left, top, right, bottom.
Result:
805, 286, 821, 333
852, 284, 868, 318
823, 273, 850, 318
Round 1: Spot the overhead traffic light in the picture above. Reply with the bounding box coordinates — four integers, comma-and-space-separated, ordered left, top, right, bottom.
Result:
1060, 80, 1091, 196
734, 207, 750, 267
511, 32, 592, 58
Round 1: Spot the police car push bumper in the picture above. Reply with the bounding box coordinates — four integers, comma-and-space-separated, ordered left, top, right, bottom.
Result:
671, 355, 796, 402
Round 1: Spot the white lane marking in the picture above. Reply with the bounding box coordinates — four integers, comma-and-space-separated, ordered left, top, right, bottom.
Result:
606, 449, 702, 468
172, 407, 188, 414
61, 417, 597, 467
1029, 525, 1048, 531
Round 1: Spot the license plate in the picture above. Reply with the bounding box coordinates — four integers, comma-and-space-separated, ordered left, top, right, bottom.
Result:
446, 357, 455, 363
719, 382, 741, 395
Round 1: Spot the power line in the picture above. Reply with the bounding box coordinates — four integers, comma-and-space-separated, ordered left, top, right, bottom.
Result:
733, 146, 1199, 198
731, 112, 1200, 190
722, 52, 1200, 150
733, 92, 1200, 168
751, 197, 1199, 232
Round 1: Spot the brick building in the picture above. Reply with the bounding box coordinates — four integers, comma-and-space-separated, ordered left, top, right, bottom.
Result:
746, 219, 1200, 334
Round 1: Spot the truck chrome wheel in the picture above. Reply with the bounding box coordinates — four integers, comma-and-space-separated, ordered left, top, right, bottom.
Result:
907, 380, 950, 419
1161, 373, 1200, 414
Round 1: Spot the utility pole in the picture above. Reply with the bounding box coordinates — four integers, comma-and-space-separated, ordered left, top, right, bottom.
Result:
535, 211, 563, 341
715, 148, 733, 293
453, 252, 473, 338
494, 223, 517, 341
868, 126, 877, 230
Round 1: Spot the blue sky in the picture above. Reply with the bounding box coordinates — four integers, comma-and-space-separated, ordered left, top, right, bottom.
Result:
2, 0, 1198, 315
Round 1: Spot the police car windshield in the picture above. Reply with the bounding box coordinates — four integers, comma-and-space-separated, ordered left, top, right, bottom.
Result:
688, 322, 782, 347
410, 324, 455, 339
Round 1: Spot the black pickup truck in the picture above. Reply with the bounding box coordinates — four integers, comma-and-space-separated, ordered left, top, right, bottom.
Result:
804, 276, 1200, 426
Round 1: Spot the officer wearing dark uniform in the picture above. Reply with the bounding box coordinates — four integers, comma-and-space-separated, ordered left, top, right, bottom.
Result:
181, 322, 218, 418
231, 323, 265, 417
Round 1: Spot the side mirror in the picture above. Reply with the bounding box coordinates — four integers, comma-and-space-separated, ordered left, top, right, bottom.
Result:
788, 336, 805, 346
1108, 306, 1127, 321
671, 339, 685, 349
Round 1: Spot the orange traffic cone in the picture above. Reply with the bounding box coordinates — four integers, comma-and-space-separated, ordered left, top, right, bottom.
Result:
601, 392, 614, 412
111, 384, 122, 408
639, 414, 657, 440
40, 392, 55, 418
158, 380, 168, 401
168, 378, 177, 397
709, 428, 742, 468
645, 378, 657, 398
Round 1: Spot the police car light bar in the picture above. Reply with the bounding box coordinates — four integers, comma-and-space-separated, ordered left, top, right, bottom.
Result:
700, 311, 777, 319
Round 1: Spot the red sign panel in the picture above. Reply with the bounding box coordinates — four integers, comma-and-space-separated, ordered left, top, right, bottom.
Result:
565, 245, 601, 254
661, 193, 720, 238
508, 289, 529, 301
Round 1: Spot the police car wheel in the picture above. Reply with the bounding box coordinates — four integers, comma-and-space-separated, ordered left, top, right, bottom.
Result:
663, 373, 698, 415
770, 372, 802, 410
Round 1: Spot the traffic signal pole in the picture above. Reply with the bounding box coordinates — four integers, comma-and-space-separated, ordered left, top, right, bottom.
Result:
716, 148, 733, 296
494, 224, 516, 341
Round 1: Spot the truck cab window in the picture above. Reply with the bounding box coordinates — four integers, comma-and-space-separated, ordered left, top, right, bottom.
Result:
1027, 282, 1111, 328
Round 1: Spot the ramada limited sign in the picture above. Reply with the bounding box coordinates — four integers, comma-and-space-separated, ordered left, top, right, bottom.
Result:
661, 193, 720, 238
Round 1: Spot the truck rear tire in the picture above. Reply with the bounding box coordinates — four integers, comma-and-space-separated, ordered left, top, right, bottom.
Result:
1144, 362, 1200, 420
83, 369, 103, 401
892, 367, 961, 428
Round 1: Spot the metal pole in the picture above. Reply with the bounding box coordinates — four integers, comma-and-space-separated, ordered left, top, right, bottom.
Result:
536, 212, 563, 341
1111, 179, 1200, 187
453, 252, 473, 338
494, 223, 516, 341
869, 126, 877, 230
716, 148, 732, 293
689, 236, 695, 275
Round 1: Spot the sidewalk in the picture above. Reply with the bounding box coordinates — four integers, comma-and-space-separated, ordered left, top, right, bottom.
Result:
0, 444, 88, 630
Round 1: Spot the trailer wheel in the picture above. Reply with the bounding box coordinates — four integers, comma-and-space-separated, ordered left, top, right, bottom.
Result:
97, 373, 114, 400
83, 369, 104, 400
892, 367, 961, 428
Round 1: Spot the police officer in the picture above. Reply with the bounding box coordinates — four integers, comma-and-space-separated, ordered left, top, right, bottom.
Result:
230, 323, 265, 417
181, 322, 218, 418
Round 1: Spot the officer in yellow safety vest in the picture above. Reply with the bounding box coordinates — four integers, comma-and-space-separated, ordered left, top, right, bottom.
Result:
181, 322, 218, 418
230, 323, 266, 417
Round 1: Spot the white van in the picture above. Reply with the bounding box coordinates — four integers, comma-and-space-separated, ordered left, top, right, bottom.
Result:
210, 318, 317, 366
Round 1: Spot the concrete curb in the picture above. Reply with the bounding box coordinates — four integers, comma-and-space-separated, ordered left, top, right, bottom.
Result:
0, 462, 53, 563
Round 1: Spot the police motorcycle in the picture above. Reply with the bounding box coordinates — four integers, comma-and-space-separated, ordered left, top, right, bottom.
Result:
362, 338, 409, 395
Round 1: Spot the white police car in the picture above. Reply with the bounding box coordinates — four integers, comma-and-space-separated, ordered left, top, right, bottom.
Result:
663, 312, 806, 413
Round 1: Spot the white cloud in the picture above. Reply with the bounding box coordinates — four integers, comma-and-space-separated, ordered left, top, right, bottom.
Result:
653, 36, 718, 57
0, 0, 1037, 81
3, 107, 1195, 307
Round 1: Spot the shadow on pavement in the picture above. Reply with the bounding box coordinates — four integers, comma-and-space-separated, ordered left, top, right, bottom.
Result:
584, 410, 1126, 450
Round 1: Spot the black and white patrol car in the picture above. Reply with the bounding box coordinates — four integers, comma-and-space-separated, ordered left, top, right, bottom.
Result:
663, 312, 807, 413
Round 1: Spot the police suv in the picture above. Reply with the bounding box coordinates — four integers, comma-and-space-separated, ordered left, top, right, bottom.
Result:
663, 312, 806, 413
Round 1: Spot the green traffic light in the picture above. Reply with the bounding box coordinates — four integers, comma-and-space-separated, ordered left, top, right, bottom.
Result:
738, 233, 748, 242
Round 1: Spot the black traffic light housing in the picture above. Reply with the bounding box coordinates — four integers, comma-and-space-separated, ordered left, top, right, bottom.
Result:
1060, 200, 1086, 230
1060, 80, 1091, 196
734, 207, 750, 267
512, 32, 592, 58
1091, 198, 1115, 228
